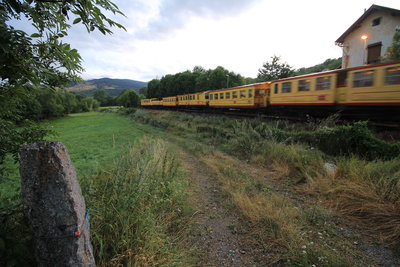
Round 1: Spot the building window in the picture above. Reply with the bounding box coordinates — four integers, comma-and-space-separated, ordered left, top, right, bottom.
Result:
385, 67, 400, 85
232, 91, 238, 98
240, 90, 246, 98
248, 89, 253, 97
353, 70, 374, 87
226, 92, 231, 99
372, 17, 381, 26
298, 79, 311, 91
367, 43, 382, 64
274, 84, 278, 94
316, 76, 331, 90
220, 93, 224, 99
282, 82, 291, 93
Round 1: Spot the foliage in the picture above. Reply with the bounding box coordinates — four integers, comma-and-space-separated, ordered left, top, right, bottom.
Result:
93, 89, 116, 106
257, 55, 294, 82
384, 31, 400, 61
295, 58, 342, 75
146, 66, 251, 98
115, 89, 140, 108
0, 0, 124, 172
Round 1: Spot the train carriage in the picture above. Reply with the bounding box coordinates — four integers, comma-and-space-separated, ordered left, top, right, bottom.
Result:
340, 61, 400, 106
178, 92, 209, 107
141, 99, 152, 106
162, 96, 178, 107
208, 82, 270, 109
269, 71, 338, 108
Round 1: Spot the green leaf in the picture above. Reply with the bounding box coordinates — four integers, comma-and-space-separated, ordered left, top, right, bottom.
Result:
30, 33, 41, 38
73, 18, 82, 24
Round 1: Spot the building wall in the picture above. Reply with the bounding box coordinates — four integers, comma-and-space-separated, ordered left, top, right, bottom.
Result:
342, 10, 400, 68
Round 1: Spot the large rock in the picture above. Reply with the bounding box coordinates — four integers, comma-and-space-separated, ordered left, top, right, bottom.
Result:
20, 141, 95, 267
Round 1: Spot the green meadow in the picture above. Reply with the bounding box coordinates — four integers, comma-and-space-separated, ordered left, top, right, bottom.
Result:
45, 111, 158, 177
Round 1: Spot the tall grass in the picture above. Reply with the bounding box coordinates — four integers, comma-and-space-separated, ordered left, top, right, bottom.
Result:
82, 137, 195, 266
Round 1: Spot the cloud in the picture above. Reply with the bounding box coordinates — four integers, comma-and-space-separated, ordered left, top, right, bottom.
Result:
134, 0, 259, 39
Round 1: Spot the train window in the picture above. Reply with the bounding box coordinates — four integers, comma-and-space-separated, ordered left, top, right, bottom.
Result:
210, 94, 213, 100
220, 93, 224, 99
226, 92, 231, 99
353, 70, 374, 87
248, 89, 253, 97
274, 84, 279, 94
385, 67, 400, 85
214, 93, 218, 100
298, 79, 311, 91
240, 90, 246, 98
282, 82, 291, 93
197, 95, 199, 100
232, 91, 238, 98
316, 76, 331, 90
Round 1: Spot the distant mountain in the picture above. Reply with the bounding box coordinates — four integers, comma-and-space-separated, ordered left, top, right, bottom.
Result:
66, 78, 147, 97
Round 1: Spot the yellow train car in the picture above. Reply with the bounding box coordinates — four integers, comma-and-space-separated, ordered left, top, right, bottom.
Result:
162, 96, 178, 106
208, 82, 270, 108
338, 61, 400, 106
142, 98, 162, 107
178, 92, 208, 107
269, 71, 338, 106
189, 91, 209, 106
141, 99, 152, 106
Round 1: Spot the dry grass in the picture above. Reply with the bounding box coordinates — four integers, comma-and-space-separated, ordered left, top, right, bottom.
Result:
201, 152, 359, 266
303, 157, 400, 244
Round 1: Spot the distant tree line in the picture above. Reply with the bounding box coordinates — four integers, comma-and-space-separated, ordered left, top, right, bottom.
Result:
141, 66, 255, 98
140, 57, 344, 100
93, 89, 140, 107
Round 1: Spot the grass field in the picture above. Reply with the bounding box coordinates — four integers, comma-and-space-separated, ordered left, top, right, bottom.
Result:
45, 111, 159, 177
1, 111, 154, 205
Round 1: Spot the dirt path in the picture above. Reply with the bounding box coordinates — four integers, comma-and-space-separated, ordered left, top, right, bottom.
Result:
180, 149, 265, 266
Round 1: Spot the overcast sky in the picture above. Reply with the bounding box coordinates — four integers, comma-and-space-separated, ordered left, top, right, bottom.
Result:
61, 0, 400, 81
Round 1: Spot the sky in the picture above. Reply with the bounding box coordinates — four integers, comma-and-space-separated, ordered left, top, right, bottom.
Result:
26, 0, 400, 81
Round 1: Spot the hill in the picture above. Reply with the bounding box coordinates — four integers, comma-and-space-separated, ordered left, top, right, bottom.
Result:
67, 78, 148, 97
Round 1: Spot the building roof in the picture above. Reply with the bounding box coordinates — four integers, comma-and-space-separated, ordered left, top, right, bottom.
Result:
335, 4, 400, 45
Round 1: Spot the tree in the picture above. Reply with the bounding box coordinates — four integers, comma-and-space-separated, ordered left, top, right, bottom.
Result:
257, 55, 294, 81
116, 90, 140, 108
0, 0, 125, 166
93, 89, 108, 106
384, 31, 400, 61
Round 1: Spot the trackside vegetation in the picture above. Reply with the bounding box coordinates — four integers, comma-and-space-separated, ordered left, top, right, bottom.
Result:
126, 109, 400, 264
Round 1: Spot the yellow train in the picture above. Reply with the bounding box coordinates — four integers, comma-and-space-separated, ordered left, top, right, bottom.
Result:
141, 61, 400, 122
